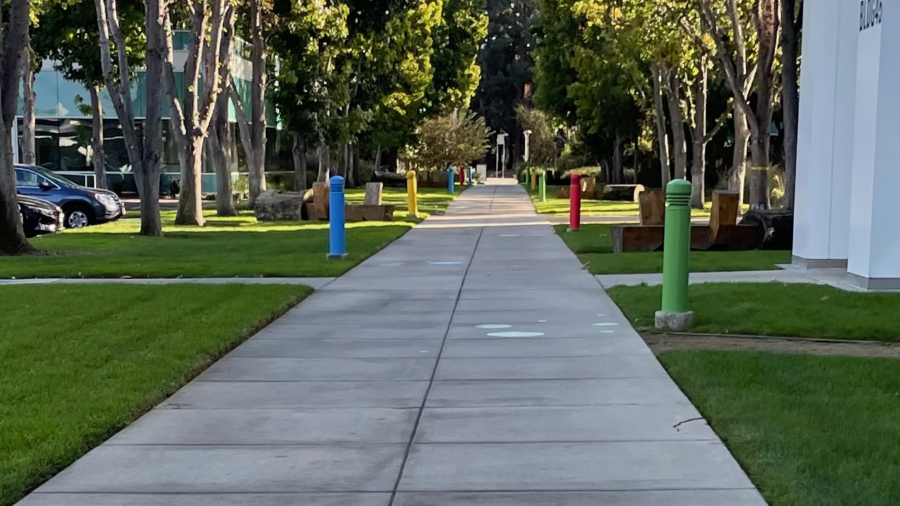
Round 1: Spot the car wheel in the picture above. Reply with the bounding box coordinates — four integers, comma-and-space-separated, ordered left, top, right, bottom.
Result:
65, 206, 92, 229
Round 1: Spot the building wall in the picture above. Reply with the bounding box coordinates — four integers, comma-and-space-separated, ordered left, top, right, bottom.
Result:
15, 32, 288, 180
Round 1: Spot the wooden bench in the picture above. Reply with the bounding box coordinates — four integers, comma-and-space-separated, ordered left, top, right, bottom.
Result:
556, 177, 602, 199
611, 189, 758, 253
304, 181, 395, 222
603, 184, 645, 202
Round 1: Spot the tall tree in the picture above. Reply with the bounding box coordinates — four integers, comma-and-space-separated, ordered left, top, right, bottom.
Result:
162, 0, 231, 225
699, 0, 780, 209
346, 0, 442, 182
423, 0, 488, 115
95, 0, 167, 235
780, 0, 800, 209
231, 0, 273, 206
270, 0, 348, 191
471, 0, 535, 171
207, 5, 239, 216
31, 0, 145, 189
0, 0, 34, 254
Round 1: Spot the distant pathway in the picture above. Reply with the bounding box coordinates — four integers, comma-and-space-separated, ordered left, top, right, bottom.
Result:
18, 179, 766, 506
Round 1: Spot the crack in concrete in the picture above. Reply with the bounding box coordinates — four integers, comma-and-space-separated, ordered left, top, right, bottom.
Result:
673, 416, 705, 432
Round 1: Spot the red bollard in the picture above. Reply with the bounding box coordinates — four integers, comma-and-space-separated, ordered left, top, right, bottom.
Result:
568, 174, 582, 232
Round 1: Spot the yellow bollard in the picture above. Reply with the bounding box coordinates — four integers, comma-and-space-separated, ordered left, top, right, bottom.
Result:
530, 169, 537, 191
406, 170, 419, 218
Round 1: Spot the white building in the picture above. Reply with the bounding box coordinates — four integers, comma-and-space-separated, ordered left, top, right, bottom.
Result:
792, 0, 897, 289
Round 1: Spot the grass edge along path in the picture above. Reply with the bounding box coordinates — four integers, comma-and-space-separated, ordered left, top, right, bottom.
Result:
660, 350, 900, 506
0, 187, 465, 279
555, 224, 791, 275
0, 284, 312, 506
609, 282, 900, 342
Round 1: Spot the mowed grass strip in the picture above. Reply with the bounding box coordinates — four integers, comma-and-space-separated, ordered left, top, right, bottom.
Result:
609, 282, 900, 341
346, 186, 461, 218
660, 350, 900, 506
528, 185, 740, 216
0, 211, 411, 279
0, 284, 311, 506
556, 224, 790, 274
0, 187, 463, 279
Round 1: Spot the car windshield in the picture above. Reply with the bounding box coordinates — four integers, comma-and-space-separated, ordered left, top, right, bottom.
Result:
23, 166, 81, 189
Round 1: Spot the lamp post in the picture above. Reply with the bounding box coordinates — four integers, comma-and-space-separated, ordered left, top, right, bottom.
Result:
495, 132, 508, 178
523, 130, 532, 163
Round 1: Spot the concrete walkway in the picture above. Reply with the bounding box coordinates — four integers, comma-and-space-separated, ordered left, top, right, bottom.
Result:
18, 180, 766, 506
596, 266, 861, 292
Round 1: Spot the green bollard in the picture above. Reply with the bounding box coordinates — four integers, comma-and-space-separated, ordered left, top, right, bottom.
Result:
656, 179, 694, 331
524, 168, 530, 186
538, 170, 547, 202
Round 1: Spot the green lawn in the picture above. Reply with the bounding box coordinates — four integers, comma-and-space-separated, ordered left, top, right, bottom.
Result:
0, 187, 461, 279
1, 211, 410, 278
557, 224, 791, 274
609, 282, 900, 341
528, 185, 742, 217
346, 186, 460, 218
661, 350, 900, 506
0, 284, 311, 506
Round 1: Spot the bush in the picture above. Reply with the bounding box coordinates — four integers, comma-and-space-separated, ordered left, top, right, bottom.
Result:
234, 175, 250, 198
562, 166, 602, 178
266, 172, 294, 192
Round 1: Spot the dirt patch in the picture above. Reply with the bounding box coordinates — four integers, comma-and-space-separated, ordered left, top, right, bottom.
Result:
644, 333, 900, 359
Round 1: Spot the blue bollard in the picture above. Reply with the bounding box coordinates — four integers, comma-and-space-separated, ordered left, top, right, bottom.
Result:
448, 166, 455, 194
327, 175, 348, 259
467, 166, 474, 185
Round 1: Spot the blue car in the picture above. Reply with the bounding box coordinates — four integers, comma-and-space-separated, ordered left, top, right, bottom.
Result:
15, 165, 125, 229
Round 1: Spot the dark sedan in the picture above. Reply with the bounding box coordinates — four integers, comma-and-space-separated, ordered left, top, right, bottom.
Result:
18, 195, 64, 238
15, 165, 125, 229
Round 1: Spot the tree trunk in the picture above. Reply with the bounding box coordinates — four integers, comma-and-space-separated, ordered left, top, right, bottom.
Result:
651, 63, 671, 186
317, 145, 328, 182
781, 0, 799, 209
248, 0, 267, 206
729, 104, 750, 206
175, 138, 205, 226
140, 0, 165, 236
210, 95, 237, 216
353, 145, 361, 185
749, 138, 770, 211
613, 132, 624, 184
165, 0, 229, 226
374, 145, 382, 172
690, 64, 708, 209
20, 58, 36, 165
0, 122, 32, 254
0, 0, 34, 254
747, 0, 779, 211
664, 69, 688, 180
292, 131, 307, 192
89, 84, 107, 189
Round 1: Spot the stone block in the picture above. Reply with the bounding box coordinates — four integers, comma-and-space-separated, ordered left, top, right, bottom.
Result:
364, 183, 383, 205
655, 311, 695, 331
254, 190, 305, 221
345, 204, 395, 222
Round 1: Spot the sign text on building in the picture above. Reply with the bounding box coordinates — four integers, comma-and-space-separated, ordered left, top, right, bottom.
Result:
860, 0, 883, 31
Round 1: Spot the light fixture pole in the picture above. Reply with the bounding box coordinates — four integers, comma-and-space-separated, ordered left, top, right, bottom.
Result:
523, 130, 532, 164
495, 132, 508, 178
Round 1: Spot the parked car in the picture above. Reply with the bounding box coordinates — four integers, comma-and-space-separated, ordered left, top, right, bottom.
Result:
15, 165, 125, 229
18, 195, 64, 238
